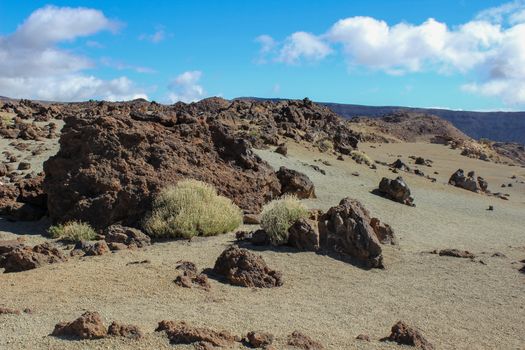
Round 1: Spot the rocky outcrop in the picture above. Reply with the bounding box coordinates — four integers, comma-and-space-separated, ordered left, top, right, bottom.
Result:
448, 169, 488, 193
378, 176, 415, 206
382, 321, 434, 350
276, 167, 316, 199
319, 198, 384, 268
0, 175, 47, 221
155, 320, 236, 348
213, 246, 283, 288
287, 331, 324, 350
0, 242, 66, 273
52, 311, 107, 340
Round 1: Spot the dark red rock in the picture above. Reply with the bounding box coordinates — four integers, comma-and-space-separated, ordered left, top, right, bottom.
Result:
52, 311, 107, 339
155, 320, 236, 347
288, 218, 320, 251
107, 321, 143, 340
246, 331, 274, 348
382, 321, 434, 349
1, 243, 66, 273
213, 246, 283, 288
287, 331, 324, 350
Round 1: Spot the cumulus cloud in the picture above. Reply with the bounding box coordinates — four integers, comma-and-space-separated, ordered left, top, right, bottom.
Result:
258, 1, 525, 105
167, 71, 205, 103
0, 5, 147, 101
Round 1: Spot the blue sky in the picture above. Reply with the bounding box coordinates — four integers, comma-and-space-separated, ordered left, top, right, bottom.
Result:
1, 1, 524, 110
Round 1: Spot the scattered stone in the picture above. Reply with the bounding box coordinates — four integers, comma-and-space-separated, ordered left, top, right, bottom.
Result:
17, 162, 31, 170
275, 144, 288, 156
487, 205, 494, 211
126, 259, 151, 265
174, 261, 210, 291
246, 331, 274, 348
104, 225, 151, 249
52, 311, 107, 340
213, 246, 283, 288
432, 249, 475, 259
319, 198, 384, 268
107, 321, 143, 340
356, 334, 371, 341
235, 230, 252, 242
390, 159, 410, 172
287, 218, 320, 251
381, 321, 434, 350
0, 307, 21, 315
82, 241, 110, 256
287, 331, 324, 350
155, 320, 236, 348
337, 155, 344, 161
276, 166, 316, 199
378, 176, 415, 206
351, 171, 359, 176
1, 242, 66, 273
491, 252, 506, 258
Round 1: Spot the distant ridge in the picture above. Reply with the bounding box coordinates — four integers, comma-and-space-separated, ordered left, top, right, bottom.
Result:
236, 97, 525, 144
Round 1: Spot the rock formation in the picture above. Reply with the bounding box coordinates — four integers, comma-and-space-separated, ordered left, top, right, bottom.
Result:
276, 166, 316, 199
378, 176, 415, 206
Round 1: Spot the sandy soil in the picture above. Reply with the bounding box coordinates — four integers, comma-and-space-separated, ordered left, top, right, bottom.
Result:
1, 141, 524, 349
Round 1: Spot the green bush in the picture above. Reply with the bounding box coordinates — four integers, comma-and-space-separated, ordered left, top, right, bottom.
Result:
143, 179, 243, 239
48, 221, 97, 242
350, 150, 373, 166
260, 195, 309, 245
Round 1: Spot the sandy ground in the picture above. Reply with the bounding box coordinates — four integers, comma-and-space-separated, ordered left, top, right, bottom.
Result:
1, 141, 524, 349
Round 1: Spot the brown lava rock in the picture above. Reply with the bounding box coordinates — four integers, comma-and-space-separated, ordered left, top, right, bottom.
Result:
369, 217, 397, 245
437, 249, 475, 259
356, 334, 371, 341
276, 166, 316, 199
104, 225, 151, 249
287, 331, 324, 350
82, 241, 110, 256
319, 198, 384, 268
155, 320, 236, 347
0, 307, 21, 315
378, 176, 414, 206
382, 321, 434, 349
287, 218, 320, 251
107, 321, 143, 340
174, 261, 211, 291
1, 242, 66, 273
246, 331, 274, 348
52, 311, 107, 339
213, 246, 283, 288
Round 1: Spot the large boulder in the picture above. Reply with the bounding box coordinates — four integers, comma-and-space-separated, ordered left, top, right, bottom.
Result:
319, 198, 384, 268
276, 166, 316, 199
378, 176, 414, 206
43, 104, 281, 229
213, 246, 283, 288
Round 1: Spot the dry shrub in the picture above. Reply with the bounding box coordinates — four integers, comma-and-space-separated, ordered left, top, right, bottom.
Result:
261, 195, 309, 245
48, 221, 97, 242
143, 179, 242, 239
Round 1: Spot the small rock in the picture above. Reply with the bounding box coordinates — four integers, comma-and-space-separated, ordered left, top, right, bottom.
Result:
17, 162, 31, 170
287, 218, 320, 251
82, 241, 110, 256
438, 249, 475, 259
155, 320, 236, 347
243, 213, 261, 225
356, 334, 371, 341
107, 321, 143, 340
275, 144, 288, 156
52, 311, 107, 339
246, 331, 274, 348
287, 331, 324, 350
381, 321, 434, 350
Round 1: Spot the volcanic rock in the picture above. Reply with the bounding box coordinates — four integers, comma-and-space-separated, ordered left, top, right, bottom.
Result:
382, 321, 434, 349
0, 307, 21, 315
276, 166, 316, 199
369, 217, 397, 245
155, 320, 236, 347
319, 198, 384, 268
287, 331, 324, 350
246, 331, 274, 348
52, 311, 107, 339
213, 246, 283, 288
104, 225, 151, 248
275, 144, 288, 156
107, 321, 143, 340
390, 159, 410, 172
82, 241, 110, 256
437, 249, 475, 259
174, 261, 211, 291
449, 169, 485, 193
251, 229, 271, 246
1, 243, 66, 273
378, 176, 414, 206
287, 218, 320, 251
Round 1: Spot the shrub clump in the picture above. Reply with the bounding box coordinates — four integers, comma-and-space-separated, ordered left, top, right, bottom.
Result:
260, 195, 309, 245
143, 179, 243, 239
48, 221, 97, 242
350, 150, 373, 166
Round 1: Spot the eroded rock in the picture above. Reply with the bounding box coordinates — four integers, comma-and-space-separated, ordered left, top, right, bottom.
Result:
287, 331, 324, 350
287, 218, 320, 251
1, 243, 66, 273
276, 166, 316, 199
155, 320, 236, 347
378, 176, 414, 206
52, 311, 107, 340
382, 321, 434, 350
107, 321, 143, 340
213, 246, 283, 288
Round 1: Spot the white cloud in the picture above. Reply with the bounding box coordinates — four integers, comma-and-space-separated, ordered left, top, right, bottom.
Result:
139, 27, 167, 43
258, 1, 525, 105
277, 32, 332, 64
0, 5, 147, 101
167, 71, 205, 103
100, 57, 156, 74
